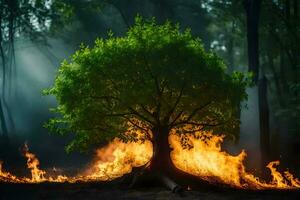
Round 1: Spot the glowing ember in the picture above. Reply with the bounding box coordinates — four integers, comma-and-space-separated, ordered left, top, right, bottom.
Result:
0, 129, 300, 190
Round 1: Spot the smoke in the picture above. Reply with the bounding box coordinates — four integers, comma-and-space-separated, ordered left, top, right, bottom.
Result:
1, 38, 90, 171
239, 87, 261, 170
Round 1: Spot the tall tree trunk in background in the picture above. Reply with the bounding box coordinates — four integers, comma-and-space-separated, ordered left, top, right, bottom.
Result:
268, 52, 284, 107
0, 99, 8, 142
244, 0, 261, 83
244, 0, 270, 173
258, 76, 270, 167
294, 0, 298, 19
0, 5, 9, 143
279, 48, 288, 92
267, 27, 285, 107
227, 21, 242, 131
227, 21, 235, 74
285, 0, 291, 20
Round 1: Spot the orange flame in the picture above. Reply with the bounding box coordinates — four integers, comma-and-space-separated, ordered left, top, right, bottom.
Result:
23, 143, 46, 182
0, 129, 300, 190
81, 138, 153, 181
0, 161, 23, 183
170, 130, 300, 189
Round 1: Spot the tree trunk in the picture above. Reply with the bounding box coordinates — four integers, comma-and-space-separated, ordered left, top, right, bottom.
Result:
145, 126, 212, 190
244, 0, 261, 83
0, 98, 8, 144
285, 0, 291, 20
279, 48, 288, 92
244, 0, 271, 175
267, 50, 284, 107
227, 21, 235, 74
294, 0, 298, 19
258, 76, 270, 175
124, 126, 230, 191
149, 126, 177, 177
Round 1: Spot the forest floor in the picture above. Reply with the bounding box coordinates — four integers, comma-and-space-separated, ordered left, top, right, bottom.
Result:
1, 182, 300, 200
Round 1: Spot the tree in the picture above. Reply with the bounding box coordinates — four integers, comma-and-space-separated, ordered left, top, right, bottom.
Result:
46, 17, 248, 190
260, 0, 300, 135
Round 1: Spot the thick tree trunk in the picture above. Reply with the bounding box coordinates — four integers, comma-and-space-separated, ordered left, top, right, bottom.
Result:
149, 126, 174, 176
125, 126, 228, 191
258, 76, 270, 175
244, 0, 261, 83
244, 0, 271, 175
146, 126, 211, 191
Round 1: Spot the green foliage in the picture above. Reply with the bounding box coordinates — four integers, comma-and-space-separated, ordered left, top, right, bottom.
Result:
46, 17, 248, 152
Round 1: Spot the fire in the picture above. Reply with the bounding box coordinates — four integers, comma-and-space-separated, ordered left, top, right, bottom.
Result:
169, 130, 300, 189
0, 137, 152, 183
81, 138, 153, 181
0, 128, 300, 190
170, 131, 247, 187
23, 143, 46, 182
0, 161, 23, 183
0, 144, 71, 183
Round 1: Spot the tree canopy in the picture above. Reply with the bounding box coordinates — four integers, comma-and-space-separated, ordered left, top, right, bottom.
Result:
45, 17, 249, 152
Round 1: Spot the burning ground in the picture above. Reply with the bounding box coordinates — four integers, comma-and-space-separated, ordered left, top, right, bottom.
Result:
1, 130, 300, 191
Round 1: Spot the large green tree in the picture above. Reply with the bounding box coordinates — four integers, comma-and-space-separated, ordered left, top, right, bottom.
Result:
46, 17, 248, 189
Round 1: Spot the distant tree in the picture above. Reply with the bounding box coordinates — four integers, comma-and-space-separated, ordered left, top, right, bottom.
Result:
46, 17, 248, 189
244, 0, 272, 173
0, 0, 84, 142
260, 0, 300, 133
0, 0, 65, 142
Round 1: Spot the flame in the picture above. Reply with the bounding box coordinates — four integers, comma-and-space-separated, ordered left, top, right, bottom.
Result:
81, 138, 153, 181
0, 128, 300, 190
0, 136, 152, 183
23, 143, 46, 182
169, 130, 300, 189
0, 161, 23, 183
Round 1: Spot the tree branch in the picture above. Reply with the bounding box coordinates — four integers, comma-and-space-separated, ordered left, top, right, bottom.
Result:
172, 101, 213, 127
164, 83, 185, 124
128, 106, 155, 125
122, 116, 151, 134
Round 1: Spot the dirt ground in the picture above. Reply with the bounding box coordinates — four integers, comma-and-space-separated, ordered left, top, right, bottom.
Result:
1, 183, 300, 200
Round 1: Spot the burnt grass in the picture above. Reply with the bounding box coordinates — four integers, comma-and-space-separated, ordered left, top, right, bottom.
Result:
1, 180, 300, 200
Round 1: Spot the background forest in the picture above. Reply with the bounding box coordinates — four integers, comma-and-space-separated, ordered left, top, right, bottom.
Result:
0, 0, 299, 177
